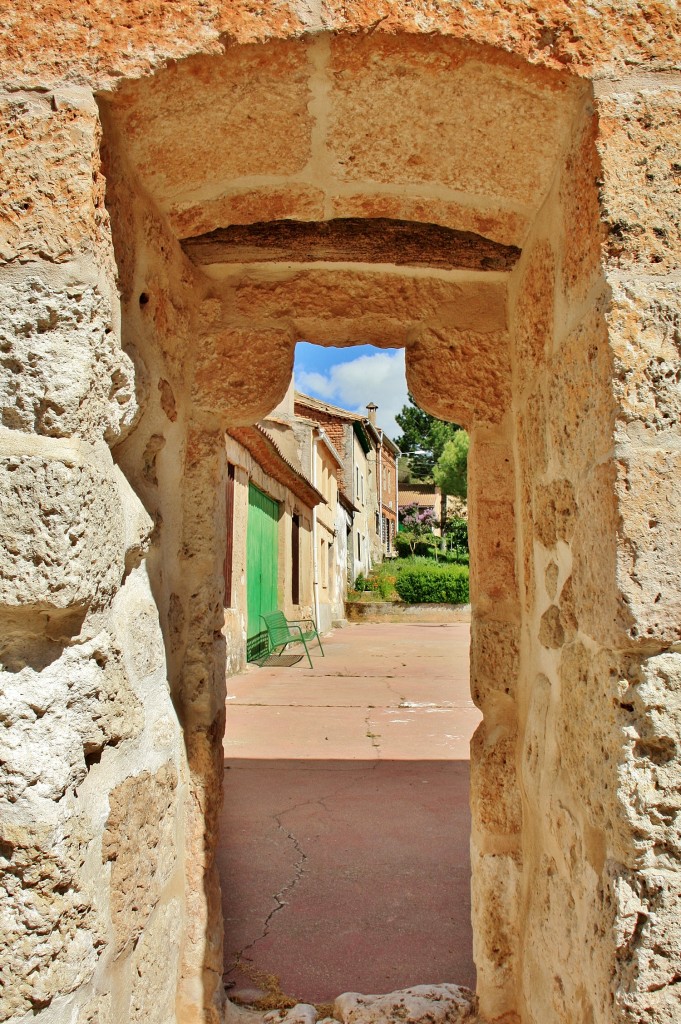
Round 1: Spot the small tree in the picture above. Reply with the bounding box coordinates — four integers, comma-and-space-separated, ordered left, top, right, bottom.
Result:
399, 502, 437, 557
433, 431, 470, 551
446, 517, 469, 562
433, 431, 470, 500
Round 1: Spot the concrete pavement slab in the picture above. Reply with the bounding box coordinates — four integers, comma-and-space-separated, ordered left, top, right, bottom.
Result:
219, 621, 477, 1005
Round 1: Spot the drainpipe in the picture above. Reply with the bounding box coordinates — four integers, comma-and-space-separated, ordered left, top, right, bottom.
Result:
311, 430, 321, 630
377, 429, 383, 556
395, 452, 399, 540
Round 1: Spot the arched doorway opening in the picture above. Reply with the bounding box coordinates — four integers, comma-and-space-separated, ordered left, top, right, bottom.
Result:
98, 32, 617, 1023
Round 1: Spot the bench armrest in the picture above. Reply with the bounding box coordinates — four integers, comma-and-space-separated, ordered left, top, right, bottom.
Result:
288, 618, 317, 631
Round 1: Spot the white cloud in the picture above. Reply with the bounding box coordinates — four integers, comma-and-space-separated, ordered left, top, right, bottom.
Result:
296, 349, 407, 440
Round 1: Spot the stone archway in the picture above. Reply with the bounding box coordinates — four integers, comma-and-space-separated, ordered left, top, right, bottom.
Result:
99, 32, 609, 1023
1, 11, 679, 1024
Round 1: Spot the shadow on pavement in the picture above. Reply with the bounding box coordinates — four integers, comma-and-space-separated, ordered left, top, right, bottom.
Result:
219, 757, 474, 1005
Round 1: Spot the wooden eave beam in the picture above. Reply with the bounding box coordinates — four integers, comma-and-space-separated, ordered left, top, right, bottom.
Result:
181, 217, 521, 272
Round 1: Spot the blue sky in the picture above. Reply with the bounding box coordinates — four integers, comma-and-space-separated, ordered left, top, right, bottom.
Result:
293, 342, 408, 440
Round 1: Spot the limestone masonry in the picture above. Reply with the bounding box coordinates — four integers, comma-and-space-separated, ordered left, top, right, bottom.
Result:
0, 3, 679, 1024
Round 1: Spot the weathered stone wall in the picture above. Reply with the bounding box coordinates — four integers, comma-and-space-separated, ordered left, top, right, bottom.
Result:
1, 6, 679, 1024
508, 79, 681, 1024
0, 90, 187, 1023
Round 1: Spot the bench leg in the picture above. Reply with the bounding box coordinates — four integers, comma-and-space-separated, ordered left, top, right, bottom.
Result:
300, 637, 314, 669
315, 632, 325, 657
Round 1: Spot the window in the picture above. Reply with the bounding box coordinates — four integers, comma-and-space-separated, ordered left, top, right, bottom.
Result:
223, 463, 235, 607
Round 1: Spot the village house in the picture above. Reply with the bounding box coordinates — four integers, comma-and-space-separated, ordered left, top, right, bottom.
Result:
294, 393, 400, 572
294, 391, 372, 582
222, 421, 324, 666
365, 403, 401, 559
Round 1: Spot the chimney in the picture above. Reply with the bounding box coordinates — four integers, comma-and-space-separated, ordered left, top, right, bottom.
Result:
366, 402, 378, 426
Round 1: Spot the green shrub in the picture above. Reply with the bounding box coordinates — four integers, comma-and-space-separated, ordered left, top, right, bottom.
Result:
394, 563, 469, 604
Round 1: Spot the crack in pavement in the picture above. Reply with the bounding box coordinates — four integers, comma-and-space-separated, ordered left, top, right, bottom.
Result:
232, 811, 308, 966
364, 712, 382, 758
229, 767, 382, 969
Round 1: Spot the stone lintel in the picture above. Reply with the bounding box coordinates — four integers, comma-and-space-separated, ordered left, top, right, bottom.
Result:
181, 218, 521, 272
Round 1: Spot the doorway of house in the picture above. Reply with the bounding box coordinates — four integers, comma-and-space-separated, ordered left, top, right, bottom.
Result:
218, 347, 478, 1006
246, 483, 280, 662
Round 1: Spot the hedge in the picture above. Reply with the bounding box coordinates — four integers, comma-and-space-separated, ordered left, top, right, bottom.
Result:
394, 563, 469, 604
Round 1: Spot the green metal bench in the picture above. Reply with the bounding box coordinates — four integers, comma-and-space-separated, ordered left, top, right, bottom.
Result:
261, 611, 324, 668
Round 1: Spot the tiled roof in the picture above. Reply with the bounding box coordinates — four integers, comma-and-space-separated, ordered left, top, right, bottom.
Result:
399, 485, 439, 508
227, 425, 325, 508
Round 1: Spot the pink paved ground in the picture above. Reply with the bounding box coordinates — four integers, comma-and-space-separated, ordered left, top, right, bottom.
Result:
219, 621, 478, 1004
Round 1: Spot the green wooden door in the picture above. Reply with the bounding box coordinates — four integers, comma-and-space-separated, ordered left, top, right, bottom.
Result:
246, 483, 279, 660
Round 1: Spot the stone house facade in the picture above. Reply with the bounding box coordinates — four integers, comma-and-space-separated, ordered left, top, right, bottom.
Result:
0, 6, 679, 1024
294, 391, 376, 582
222, 424, 322, 667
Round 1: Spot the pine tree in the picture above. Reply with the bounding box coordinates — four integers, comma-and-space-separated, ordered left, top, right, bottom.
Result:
394, 393, 461, 481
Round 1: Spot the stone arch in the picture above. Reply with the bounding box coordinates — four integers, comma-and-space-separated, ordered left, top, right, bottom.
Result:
1, 11, 679, 1024
99, 32, 601, 1023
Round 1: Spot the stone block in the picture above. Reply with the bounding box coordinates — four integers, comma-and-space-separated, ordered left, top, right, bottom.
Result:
168, 184, 325, 240
319, 2, 680, 76
192, 324, 294, 426
613, 867, 681, 1022
110, 565, 166, 684
470, 721, 522, 836
469, 440, 515, 503
521, 848, 609, 1024
470, 617, 520, 707
327, 35, 582, 205
408, 327, 511, 427
334, 984, 476, 1024
0, 275, 137, 443
572, 461, 629, 646
598, 87, 681, 274
560, 112, 606, 301
0, 816, 101, 1020
513, 239, 556, 397
533, 478, 577, 549
0, 443, 125, 616
129, 899, 182, 1023
616, 448, 681, 644
471, 846, 521, 1020
520, 673, 553, 803
616, 652, 681, 868
102, 762, 178, 955
108, 43, 313, 211
0, 89, 104, 265
329, 191, 528, 248
231, 269, 507, 338
547, 304, 615, 476
609, 277, 681, 443
469, 499, 517, 606
555, 643, 680, 867
2, 0, 678, 89
0, 633, 143, 804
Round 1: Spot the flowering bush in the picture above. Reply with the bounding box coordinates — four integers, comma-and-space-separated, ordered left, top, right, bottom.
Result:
399, 502, 437, 555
